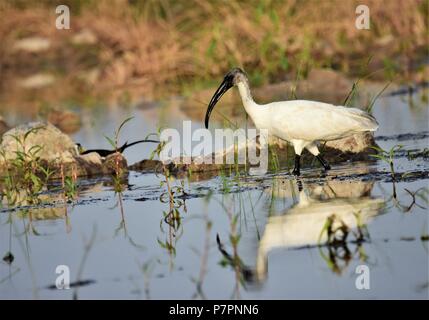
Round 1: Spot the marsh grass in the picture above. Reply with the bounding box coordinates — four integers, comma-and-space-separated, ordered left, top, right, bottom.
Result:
0, 127, 48, 206
72, 224, 97, 300
0, 126, 82, 210
60, 162, 78, 202
0, 126, 94, 209
103, 116, 142, 200
383, 187, 428, 214
341, 55, 392, 113
366, 81, 392, 113
64, 176, 78, 201
370, 144, 402, 198
148, 130, 187, 262
406, 148, 429, 160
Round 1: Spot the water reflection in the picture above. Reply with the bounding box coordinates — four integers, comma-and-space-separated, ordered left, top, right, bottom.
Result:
1, 165, 426, 298
221, 178, 386, 284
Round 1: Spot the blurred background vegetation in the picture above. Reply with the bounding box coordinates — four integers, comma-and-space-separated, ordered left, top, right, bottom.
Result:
0, 0, 427, 107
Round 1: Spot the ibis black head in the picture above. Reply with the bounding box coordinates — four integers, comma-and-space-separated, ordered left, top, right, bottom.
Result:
204, 67, 247, 129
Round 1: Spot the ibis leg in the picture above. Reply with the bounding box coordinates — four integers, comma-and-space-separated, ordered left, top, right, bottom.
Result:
292, 154, 301, 176
316, 154, 331, 171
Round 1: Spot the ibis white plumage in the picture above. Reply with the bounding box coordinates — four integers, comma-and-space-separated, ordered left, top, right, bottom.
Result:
204, 67, 379, 175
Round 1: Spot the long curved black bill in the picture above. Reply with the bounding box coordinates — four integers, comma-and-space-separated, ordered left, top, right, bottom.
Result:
205, 78, 233, 129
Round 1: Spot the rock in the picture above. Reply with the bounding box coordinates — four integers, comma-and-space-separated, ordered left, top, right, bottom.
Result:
77, 68, 100, 85
269, 131, 377, 162
0, 122, 77, 163
0, 122, 128, 179
71, 29, 97, 45
46, 109, 81, 134
12, 37, 51, 53
129, 158, 224, 181
72, 152, 128, 177
129, 159, 163, 172
375, 35, 395, 47
324, 132, 377, 161
18, 73, 55, 89
130, 132, 377, 178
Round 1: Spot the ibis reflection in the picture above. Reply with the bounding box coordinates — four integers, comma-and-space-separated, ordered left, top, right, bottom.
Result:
218, 178, 386, 284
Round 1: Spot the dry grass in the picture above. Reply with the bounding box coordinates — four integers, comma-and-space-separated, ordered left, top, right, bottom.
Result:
0, 0, 427, 106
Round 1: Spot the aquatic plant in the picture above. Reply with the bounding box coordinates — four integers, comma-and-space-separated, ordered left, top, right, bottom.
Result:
341, 55, 391, 113
318, 211, 371, 246
147, 130, 187, 263
60, 162, 78, 202
64, 176, 78, 201
0, 127, 48, 206
392, 187, 428, 213
104, 116, 134, 181
366, 81, 392, 114
317, 212, 372, 274
318, 214, 350, 246
370, 144, 402, 198
0, 127, 82, 208
267, 144, 280, 172
407, 148, 429, 160
72, 225, 97, 300
191, 206, 212, 300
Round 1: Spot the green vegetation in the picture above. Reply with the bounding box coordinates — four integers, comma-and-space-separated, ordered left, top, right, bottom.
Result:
104, 116, 134, 188
0, 127, 49, 206
0, 116, 157, 209
149, 130, 186, 260
370, 145, 402, 177
370, 144, 402, 198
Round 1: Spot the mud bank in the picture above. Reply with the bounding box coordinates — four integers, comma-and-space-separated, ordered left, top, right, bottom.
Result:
130, 132, 378, 177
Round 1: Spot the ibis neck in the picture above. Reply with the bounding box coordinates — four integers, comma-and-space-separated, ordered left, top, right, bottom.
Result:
237, 81, 258, 117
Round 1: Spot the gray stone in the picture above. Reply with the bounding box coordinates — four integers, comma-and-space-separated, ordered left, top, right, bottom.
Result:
0, 122, 128, 179
0, 121, 77, 163
12, 37, 51, 53
18, 73, 55, 89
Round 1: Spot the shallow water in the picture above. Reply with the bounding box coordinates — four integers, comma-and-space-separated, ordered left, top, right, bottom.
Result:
0, 89, 428, 299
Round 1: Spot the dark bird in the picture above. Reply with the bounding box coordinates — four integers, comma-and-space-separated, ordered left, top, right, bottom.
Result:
76, 139, 159, 157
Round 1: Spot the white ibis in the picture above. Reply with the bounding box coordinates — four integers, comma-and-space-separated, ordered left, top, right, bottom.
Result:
204, 68, 379, 175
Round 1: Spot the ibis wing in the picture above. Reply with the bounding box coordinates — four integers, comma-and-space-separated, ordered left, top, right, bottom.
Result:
270, 100, 378, 142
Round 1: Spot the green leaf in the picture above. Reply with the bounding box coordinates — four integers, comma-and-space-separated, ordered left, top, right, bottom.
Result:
369, 154, 386, 160
157, 238, 167, 249
318, 218, 331, 244
24, 126, 44, 140
104, 135, 116, 149
366, 81, 391, 113
117, 116, 134, 136
30, 174, 41, 188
